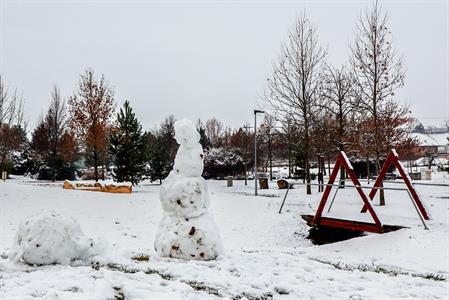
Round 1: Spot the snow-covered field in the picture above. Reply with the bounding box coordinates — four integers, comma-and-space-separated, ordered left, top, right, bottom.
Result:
1, 174, 448, 299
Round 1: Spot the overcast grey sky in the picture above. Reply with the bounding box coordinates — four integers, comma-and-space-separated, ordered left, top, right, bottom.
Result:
1, 0, 448, 130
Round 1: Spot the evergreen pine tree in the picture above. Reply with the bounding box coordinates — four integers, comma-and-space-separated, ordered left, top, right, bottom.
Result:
147, 116, 177, 184
198, 126, 211, 150
109, 101, 148, 185
147, 133, 171, 184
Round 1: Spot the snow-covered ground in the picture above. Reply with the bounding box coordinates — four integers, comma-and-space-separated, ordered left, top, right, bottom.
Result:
0, 174, 448, 299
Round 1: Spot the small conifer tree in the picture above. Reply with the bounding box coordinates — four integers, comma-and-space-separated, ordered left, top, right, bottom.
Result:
109, 101, 148, 185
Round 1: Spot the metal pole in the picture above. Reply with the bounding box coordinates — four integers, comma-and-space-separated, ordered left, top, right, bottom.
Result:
327, 187, 340, 213
278, 183, 293, 214
254, 111, 258, 196
243, 125, 250, 186
406, 190, 428, 230
253, 110, 264, 196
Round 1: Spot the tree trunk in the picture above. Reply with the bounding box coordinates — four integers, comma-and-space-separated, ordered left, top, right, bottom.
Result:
269, 138, 273, 181
305, 129, 311, 195
94, 145, 99, 182
244, 163, 248, 186
339, 166, 346, 188
338, 110, 345, 188
288, 146, 291, 178
375, 150, 385, 205
366, 156, 370, 184
52, 147, 57, 182
0, 153, 6, 172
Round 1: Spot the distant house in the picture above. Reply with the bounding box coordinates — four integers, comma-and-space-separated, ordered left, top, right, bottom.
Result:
411, 133, 449, 158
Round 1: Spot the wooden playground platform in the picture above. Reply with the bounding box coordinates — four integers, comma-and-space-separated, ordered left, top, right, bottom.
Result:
301, 215, 406, 234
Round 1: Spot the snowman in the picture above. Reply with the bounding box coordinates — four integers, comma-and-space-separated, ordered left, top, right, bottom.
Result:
154, 119, 223, 260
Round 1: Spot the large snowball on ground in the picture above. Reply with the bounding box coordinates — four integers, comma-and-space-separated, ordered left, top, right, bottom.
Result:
154, 213, 223, 261
9, 211, 106, 265
160, 175, 210, 217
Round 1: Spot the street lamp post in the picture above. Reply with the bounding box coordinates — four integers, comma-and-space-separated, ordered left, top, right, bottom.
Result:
254, 109, 264, 196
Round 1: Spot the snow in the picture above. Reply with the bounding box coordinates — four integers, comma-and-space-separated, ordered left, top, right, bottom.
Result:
0, 173, 448, 299
8, 211, 106, 266
412, 132, 449, 146
391, 148, 399, 157
65, 180, 133, 187
340, 151, 353, 170
155, 119, 223, 261
414, 156, 449, 167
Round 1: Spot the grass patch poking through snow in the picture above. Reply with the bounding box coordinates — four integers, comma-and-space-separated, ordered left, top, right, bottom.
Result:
111, 286, 125, 300
131, 254, 150, 262
310, 258, 447, 281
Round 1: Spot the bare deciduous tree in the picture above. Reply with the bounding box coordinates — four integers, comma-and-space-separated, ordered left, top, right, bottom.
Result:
351, 1, 405, 205
318, 65, 355, 187
205, 118, 224, 148
46, 85, 68, 181
265, 14, 326, 194
0, 75, 26, 173
259, 114, 277, 180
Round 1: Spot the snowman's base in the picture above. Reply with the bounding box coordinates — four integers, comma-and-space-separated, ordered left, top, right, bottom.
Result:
154, 213, 223, 261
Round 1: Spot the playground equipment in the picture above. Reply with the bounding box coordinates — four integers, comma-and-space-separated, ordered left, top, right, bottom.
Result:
360, 149, 429, 220
281, 149, 430, 233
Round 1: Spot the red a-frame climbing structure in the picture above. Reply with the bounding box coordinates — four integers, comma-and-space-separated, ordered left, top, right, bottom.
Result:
361, 149, 430, 220
311, 149, 429, 233
312, 151, 383, 233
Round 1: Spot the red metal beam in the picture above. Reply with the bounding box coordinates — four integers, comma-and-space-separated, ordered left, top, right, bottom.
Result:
312, 155, 342, 224
318, 217, 383, 233
341, 154, 382, 227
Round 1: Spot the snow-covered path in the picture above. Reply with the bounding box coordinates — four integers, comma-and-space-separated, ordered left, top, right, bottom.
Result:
1, 177, 448, 299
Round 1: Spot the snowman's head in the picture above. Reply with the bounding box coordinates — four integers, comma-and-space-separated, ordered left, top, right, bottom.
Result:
174, 119, 200, 147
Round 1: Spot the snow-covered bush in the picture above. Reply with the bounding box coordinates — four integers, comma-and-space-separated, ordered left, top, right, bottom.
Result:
203, 147, 244, 179
9, 211, 106, 265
